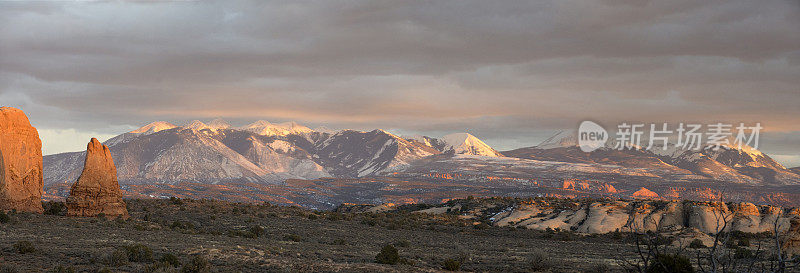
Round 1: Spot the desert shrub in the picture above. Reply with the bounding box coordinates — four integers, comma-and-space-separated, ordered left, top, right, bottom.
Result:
283, 234, 303, 242
108, 249, 129, 266
0, 265, 18, 273
375, 245, 399, 265
734, 248, 754, 259
725, 239, 738, 249
529, 250, 554, 271
170, 221, 195, 230
0, 211, 10, 224
586, 263, 610, 273
13, 241, 35, 254
159, 253, 182, 267
180, 255, 210, 273
249, 225, 265, 238
145, 261, 178, 273
362, 218, 377, 226
393, 239, 410, 248
737, 238, 750, 247
473, 222, 490, 230
332, 238, 347, 245
442, 258, 463, 271
645, 254, 694, 273
689, 239, 706, 249
43, 201, 66, 216
169, 197, 184, 206
123, 244, 154, 262
307, 213, 318, 220
51, 265, 75, 273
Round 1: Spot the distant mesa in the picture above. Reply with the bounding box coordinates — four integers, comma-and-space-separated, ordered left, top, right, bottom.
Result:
0, 107, 44, 213
66, 138, 128, 218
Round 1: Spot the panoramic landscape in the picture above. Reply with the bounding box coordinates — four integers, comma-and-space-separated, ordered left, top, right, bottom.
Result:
2, 0, 800, 272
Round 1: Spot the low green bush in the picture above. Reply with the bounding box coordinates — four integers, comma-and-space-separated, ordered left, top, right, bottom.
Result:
529, 250, 553, 271
159, 253, 182, 267
50, 265, 75, 273
443, 258, 463, 271
689, 239, 706, 249
123, 244, 154, 262
13, 241, 35, 254
0, 211, 11, 224
180, 255, 210, 273
375, 245, 399, 265
283, 234, 303, 242
645, 254, 694, 273
108, 249, 129, 266
43, 201, 66, 216
734, 248, 754, 259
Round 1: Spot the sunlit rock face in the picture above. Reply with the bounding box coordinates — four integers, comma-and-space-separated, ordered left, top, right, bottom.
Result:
66, 138, 128, 218
785, 218, 800, 257
0, 107, 43, 213
489, 200, 797, 235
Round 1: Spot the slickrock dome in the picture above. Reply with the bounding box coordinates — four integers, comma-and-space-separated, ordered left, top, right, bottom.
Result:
66, 138, 128, 217
0, 107, 44, 213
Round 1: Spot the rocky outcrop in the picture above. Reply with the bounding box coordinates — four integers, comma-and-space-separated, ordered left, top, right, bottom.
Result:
632, 187, 659, 199
0, 107, 43, 213
785, 218, 800, 257
66, 138, 128, 217
486, 200, 796, 235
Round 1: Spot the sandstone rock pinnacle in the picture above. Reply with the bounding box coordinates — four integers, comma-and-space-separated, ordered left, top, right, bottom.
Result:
66, 138, 128, 217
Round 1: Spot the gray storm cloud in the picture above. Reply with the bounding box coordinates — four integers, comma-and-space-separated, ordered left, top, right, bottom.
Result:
0, 0, 798, 165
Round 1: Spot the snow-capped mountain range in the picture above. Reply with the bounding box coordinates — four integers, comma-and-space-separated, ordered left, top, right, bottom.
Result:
503, 131, 800, 185
43, 120, 503, 185
44, 122, 798, 187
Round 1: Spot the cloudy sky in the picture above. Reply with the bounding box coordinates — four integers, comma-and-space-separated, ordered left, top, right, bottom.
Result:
1, 0, 799, 166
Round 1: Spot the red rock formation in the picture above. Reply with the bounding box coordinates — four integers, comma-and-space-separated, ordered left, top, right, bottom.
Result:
66, 138, 128, 217
631, 187, 659, 199
0, 107, 43, 213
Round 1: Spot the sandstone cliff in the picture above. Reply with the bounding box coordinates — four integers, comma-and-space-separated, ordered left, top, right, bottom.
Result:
0, 107, 43, 213
66, 138, 128, 217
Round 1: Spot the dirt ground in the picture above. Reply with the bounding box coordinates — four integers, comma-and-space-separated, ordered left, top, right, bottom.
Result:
0, 199, 637, 272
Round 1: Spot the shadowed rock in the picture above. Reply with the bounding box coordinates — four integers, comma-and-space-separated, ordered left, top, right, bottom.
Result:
0, 107, 43, 213
785, 218, 800, 257
66, 138, 128, 217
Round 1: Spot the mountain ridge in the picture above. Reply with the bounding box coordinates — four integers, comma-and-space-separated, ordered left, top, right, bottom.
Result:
502, 133, 800, 185
45, 119, 502, 185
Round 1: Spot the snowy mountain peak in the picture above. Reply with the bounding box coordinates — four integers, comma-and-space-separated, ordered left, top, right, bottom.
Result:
241, 120, 313, 136
313, 126, 336, 134
245, 120, 272, 128
442, 133, 503, 157
277, 121, 313, 133
184, 120, 210, 131
207, 118, 231, 130
130, 121, 176, 135
534, 131, 578, 149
